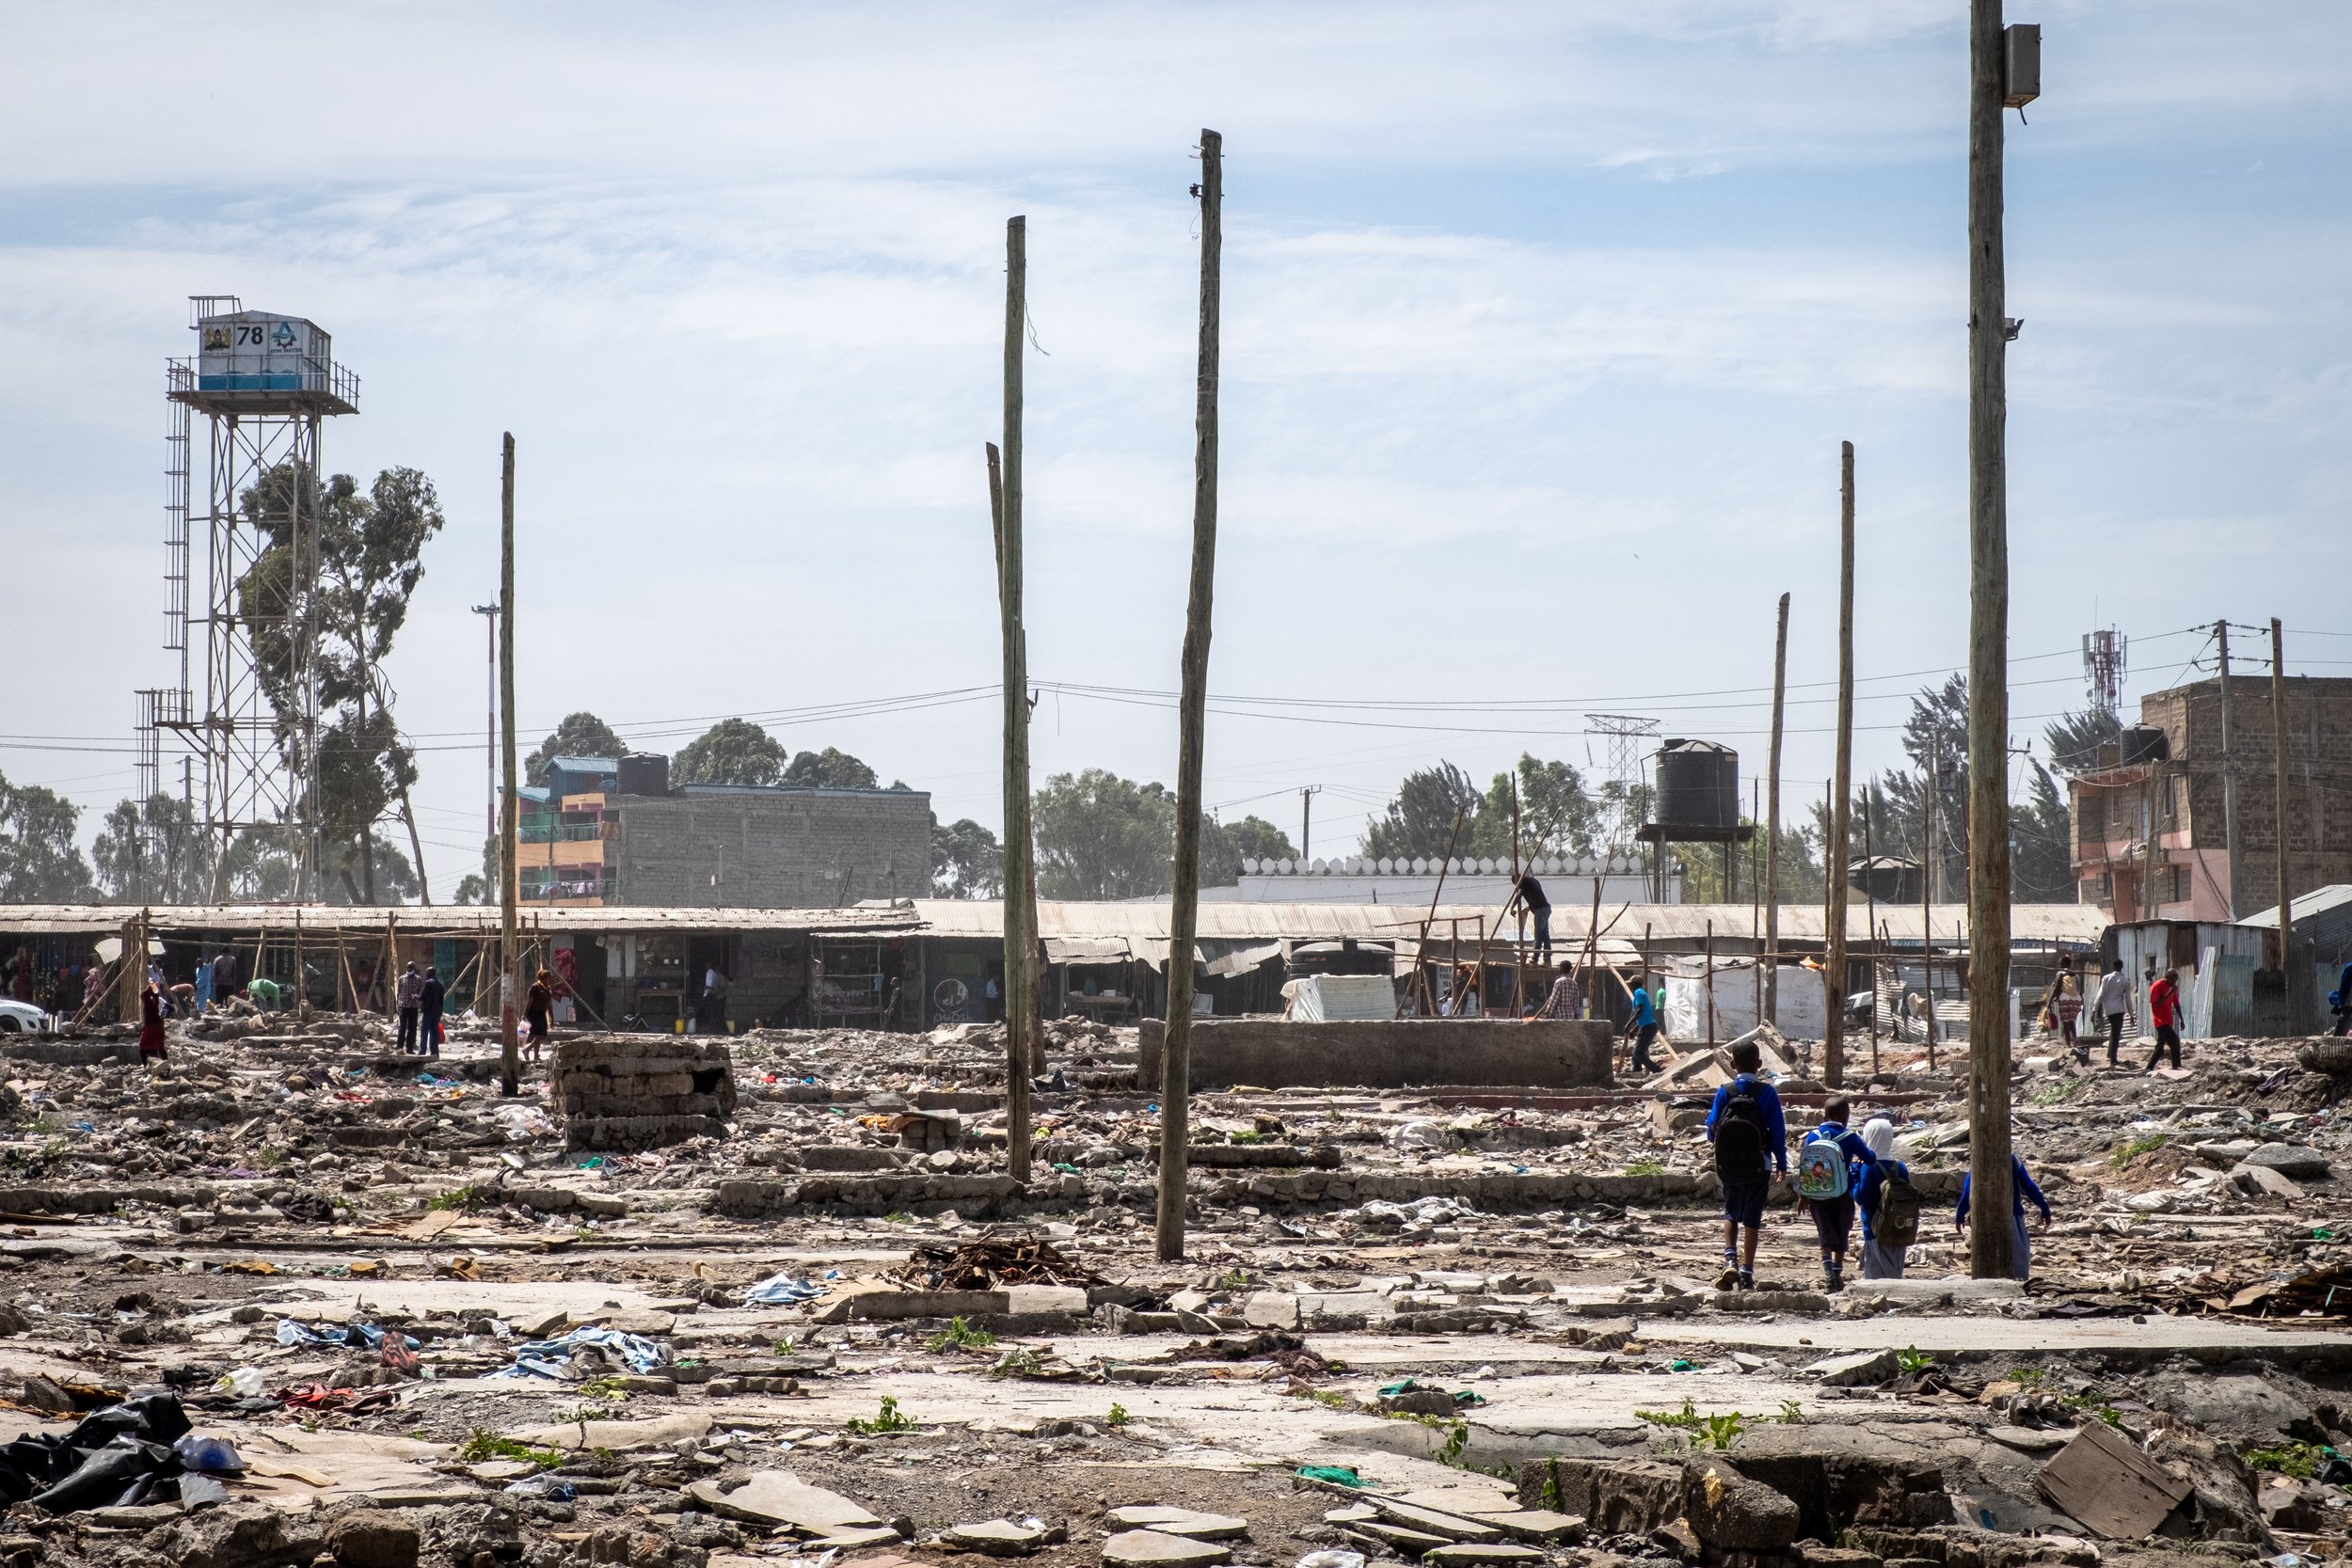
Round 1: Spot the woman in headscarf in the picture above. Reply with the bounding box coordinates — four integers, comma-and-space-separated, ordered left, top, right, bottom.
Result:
137, 979, 167, 1063
1855, 1118, 1912, 1279
524, 968, 555, 1061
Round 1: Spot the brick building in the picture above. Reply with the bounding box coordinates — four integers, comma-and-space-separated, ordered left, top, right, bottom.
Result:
516, 753, 931, 911
2071, 674, 2352, 925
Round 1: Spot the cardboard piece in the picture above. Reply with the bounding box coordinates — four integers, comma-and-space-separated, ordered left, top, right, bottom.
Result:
2034, 1419, 2192, 1539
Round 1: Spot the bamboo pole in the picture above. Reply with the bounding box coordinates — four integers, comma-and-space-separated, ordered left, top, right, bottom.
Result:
1963, 0, 2014, 1276
1764, 592, 1789, 1024
1156, 128, 1222, 1266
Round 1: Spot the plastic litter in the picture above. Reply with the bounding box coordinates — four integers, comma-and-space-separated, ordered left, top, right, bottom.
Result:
743, 1270, 833, 1307
1294, 1465, 1363, 1487
504, 1474, 579, 1500
487, 1324, 667, 1380
0, 1391, 195, 1512
276, 1318, 421, 1352
171, 1434, 244, 1474
1298, 1554, 1367, 1568
215, 1368, 266, 1398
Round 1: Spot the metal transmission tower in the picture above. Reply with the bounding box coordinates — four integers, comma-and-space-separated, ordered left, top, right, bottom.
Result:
2081, 627, 2127, 716
139, 295, 358, 900
1584, 714, 1660, 848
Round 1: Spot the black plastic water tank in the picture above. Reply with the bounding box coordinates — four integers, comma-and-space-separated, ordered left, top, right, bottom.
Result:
1655, 738, 1740, 830
615, 752, 671, 797
2120, 725, 2169, 765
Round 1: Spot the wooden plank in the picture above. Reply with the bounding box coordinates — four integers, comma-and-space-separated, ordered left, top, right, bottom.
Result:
2034, 1418, 2190, 1540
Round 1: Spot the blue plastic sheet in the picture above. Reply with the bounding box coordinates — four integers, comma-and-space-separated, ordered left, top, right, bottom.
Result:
742, 1268, 839, 1307
486, 1324, 666, 1381
276, 1319, 421, 1351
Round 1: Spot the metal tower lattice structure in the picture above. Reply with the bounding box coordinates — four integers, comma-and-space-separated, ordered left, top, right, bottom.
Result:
2081, 627, 2127, 716
137, 294, 359, 900
1584, 713, 1660, 848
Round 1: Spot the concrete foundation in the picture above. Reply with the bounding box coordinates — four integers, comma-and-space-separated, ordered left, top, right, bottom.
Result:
554, 1035, 739, 1150
1137, 1018, 1613, 1091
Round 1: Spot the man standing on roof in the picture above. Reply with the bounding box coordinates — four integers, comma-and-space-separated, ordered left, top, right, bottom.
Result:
1515, 871, 1552, 963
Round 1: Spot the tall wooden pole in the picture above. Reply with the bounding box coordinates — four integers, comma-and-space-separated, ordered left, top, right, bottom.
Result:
1963, 0, 2014, 1278
1865, 790, 1881, 1072
1825, 442, 1856, 1086
1158, 128, 1223, 1265
2216, 623, 2240, 918
2273, 619, 2293, 986
993, 214, 1035, 1184
1763, 592, 1790, 1022
1924, 749, 1940, 1069
499, 433, 521, 1098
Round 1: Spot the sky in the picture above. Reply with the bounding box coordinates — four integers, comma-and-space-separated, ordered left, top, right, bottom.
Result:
2, 0, 2347, 886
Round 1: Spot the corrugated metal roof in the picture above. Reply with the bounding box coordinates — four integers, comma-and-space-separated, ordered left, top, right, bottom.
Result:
2238, 884, 2352, 928
0, 904, 920, 937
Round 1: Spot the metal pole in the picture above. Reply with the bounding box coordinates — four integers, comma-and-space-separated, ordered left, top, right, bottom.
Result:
2217, 622, 2239, 918
499, 434, 520, 1098
1764, 592, 1789, 1023
1963, 0, 2015, 1279
1825, 442, 1855, 1086
1158, 128, 1222, 1265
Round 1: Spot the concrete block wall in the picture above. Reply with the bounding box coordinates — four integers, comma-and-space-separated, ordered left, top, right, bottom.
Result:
554, 1036, 739, 1150
1136, 1017, 1614, 1090
608, 788, 931, 908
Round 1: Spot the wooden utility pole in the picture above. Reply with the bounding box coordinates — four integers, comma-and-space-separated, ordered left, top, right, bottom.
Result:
499, 433, 521, 1098
1825, 441, 1856, 1087
1924, 749, 1940, 1068
1864, 791, 1881, 1071
1158, 128, 1223, 1265
1963, 0, 2017, 1278
2273, 618, 2293, 984
992, 215, 1036, 1182
1763, 592, 1790, 1022
2216, 622, 2240, 918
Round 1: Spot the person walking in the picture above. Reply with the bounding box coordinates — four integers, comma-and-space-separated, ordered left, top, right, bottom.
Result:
137, 980, 167, 1063
2047, 958, 2083, 1057
1514, 872, 1553, 963
525, 968, 554, 1061
1622, 976, 1661, 1074
1855, 1117, 1917, 1280
2092, 957, 2131, 1066
1706, 1039, 1786, 1291
1956, 1151, 2051, 1282
1793, 1096, 1874, 1293
395, 961, 424, 1054
2148, 965, 2184, 1070
2333, 958, 2352, 1037
420, 967, 446, 1057
193, 956, 215, 1016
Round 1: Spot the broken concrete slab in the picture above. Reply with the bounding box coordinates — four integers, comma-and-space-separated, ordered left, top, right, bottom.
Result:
1241, 1291, 1301, 1329
1102, 1528, 1234, 1567
944, 1518, 1051, 1556
1364, 1497, 1503, 1543
1423, 1545, 1546, 1566
685, 1470, 882, 1532
2239, 1143, 2329, 1180
1804, 1348, 1899, 1386
1683, 1457, 1800, 1550
1104, 1507, 1248, 1540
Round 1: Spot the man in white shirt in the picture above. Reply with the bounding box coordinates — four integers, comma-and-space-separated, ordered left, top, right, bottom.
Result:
2092, 957, 2131, 1067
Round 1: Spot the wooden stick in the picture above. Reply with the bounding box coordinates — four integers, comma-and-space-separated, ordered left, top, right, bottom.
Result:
1825, 440, 1855, 1087
1157, 128, 1222, 1267
1764, 591, 1789, 1025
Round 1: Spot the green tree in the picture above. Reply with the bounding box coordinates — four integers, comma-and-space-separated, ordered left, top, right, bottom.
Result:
2010, 761, 2075, 902
234, 461, 445, 902
1034, 770, 1180, 900
1363, 763, 1484, 861
92, 794, 212, 903
1365, 756, 1597, 863
2043, 707, 2122, 775
1200, 815, 1296, 885
930, 816, 1004, 898
784, 747, 879, 789
0, 774, 92, 901
527, 712, 627, 785
674, 719, 787, 786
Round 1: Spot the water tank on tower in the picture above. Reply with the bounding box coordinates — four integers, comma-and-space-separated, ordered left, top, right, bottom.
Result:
1654, 738, 1740, 831
616, 752, 672, 798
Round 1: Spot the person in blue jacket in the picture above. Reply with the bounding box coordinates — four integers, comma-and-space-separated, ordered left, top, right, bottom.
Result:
1956, 1152, 2051, 1281
1622, 978, 1661, 1073
1855, 1117, 1910, 1279
2333, 958, 2352, 1037
1705, 1040, 1787, 1291
1797, 1097, 1875, 1293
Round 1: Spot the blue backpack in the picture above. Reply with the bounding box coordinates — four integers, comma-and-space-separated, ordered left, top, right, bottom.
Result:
1792, 1133, 1851, 1201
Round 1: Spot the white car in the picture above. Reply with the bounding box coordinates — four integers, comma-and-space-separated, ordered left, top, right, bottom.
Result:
0, 1000, 53, 1034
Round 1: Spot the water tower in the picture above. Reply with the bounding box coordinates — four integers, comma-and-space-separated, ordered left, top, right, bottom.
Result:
138, 295, 359, 900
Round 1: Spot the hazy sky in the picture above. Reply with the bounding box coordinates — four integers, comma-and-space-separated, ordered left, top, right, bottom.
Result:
3, 1, 2346, 883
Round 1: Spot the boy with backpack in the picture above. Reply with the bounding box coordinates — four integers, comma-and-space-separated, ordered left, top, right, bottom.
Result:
1792, 1096, 1874, 1293
1705, 1039, 1787, 1291
1855, 1117, 1920, 1279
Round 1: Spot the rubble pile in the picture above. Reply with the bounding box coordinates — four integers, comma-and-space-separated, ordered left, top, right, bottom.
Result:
0, 1006, 2343, 1568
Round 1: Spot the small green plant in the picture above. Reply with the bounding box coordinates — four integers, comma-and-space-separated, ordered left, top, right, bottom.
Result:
2111, 1133, 2169, 1168
428, 1182, 488, 1212
1217, 1268, 1249, 1291
1778, 1401, 1804, 1424
457, 1431, 564, 1468
882, 1211, 914, 1225
1634, 1398, 1743, 1450
2245, 1441, 2328, 1480
2060, 1391, 2123, 1429
1106, 1402, 1131, 1428
257, 1145, 285, 1169
2007, 1367, 2046, 1386
576, 1377, 630, 1402
2027, 1077, 2087, 1107
845, 1396, 914, 1434
1437, 1418, 1470, 1465
28, 1117, 56, 1134
988, 1348, 1045, 1380
553, 1403, 619, 1424
772, 1337, 796, 1355
1638, 1398, 1704, 1431
1229, 1130, 1270, 1145
1626, 1158, 1665, 1177
1295, 1386, 1349, 1410
925, 1317, 996, 1353
1896, 1346, 1934, 1375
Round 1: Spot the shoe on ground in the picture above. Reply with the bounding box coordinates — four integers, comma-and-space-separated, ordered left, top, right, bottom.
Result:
1715, 1264, 1740, 1291
1736, 1272, 1756, 1291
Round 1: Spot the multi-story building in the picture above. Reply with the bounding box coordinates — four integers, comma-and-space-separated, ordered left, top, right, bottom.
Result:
514, 752, 931, 910
2070, 674, 2352, 925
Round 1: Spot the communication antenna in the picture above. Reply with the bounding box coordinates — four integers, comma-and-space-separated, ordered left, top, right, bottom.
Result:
2081, 627, 2128, 715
